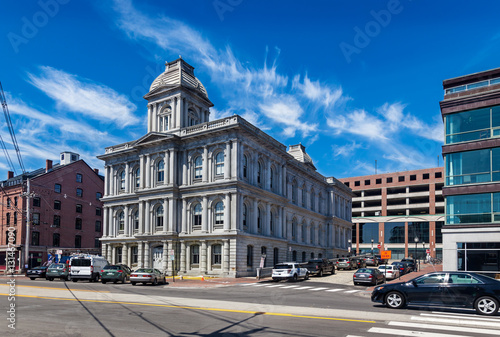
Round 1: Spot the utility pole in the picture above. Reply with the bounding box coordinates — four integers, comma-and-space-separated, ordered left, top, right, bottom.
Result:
23, 178, 31, 270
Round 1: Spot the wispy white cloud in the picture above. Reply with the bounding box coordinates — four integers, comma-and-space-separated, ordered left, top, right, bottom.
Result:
333, 142, 363, 157
292, 74, 343, 108
27, 66, 138, 128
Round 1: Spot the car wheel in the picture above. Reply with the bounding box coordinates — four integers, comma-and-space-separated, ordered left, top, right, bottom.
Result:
475, 296, 499, 316
272, 278, 278, 282
318, 269, 323, 277
66, 275, 71, 281
152, 278, 158, 286
131, 282, 136, 286
354, 282, 358, 286
102, 281, 107, 284
385, 291, 406, 309
122, 277, 126, 284
305, 273, 309, 280
72, 279, 78, 282
47, 277, 53, 281
113, 280, 118, 284
30, 278, 35, 280
292, 274, 298, 282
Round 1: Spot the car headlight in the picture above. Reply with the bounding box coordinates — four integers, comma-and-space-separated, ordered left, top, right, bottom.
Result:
374, 286, 384, 291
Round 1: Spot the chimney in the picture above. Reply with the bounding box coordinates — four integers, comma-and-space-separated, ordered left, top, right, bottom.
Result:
8, 171, 14, 179
46, 159, 53, 172
94, 168, 99, 175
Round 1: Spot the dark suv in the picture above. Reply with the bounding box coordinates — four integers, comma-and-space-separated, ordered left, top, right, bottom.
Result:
401, 258, 417, 271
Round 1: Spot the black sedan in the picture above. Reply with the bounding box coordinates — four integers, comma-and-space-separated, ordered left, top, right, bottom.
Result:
26, 266, 48, 280
392, 261, 411, 275
353, 268, 385, 286
372, 271, 500, 316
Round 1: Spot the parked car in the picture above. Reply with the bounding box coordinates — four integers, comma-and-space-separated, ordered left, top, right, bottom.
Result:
130, 268, 166, 286
375, 254, 387, 265
353, 268, 385, 286
401, 258, 417, 271
26, 266, 48, 280
371, 271, 500, 316
364, 256, 378, 266
353, 258, 366, 269
336, 258, 355, 270
303, 258, 335, 276
392, 261, 411, 275
101, 264, 132, 284
46, 263, 70, 281
378, 264, 400, 280
272, 262, 309, 281
70, 254, 109, 282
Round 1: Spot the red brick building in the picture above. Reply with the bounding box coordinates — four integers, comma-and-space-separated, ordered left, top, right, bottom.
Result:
0, 152, 104, 270
339, 167, 444, 260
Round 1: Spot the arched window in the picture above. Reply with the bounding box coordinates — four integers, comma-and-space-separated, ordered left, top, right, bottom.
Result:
311, 252, 315, 259
292, 219, 297, 241
191, 245, 200, 264
302, 251, 306, 262
243, 155, 248, 178
133, 210, 139, 231
135, 168, 140, 188
292, 180, 298, 204
247, 245, 253, 267
292, 250, 297, 261
194, 156, 202, 179
212, 244, 222, 265
257, 208, 262, 233
242, 204, 248, 230
301, 222, 306, 242
119, 171, 125, 191
157, 161, 165, 182
310, 226, 314, 244
261, 246, 267, 267
118, 211, 124, 232
215, 152, 224, 176
310, 190, 315, 211
156, 205, 164, 227
214, 202, 224, 225
193, 203, 202, 228
273, 247, 279, 266
257, 161, 262, 185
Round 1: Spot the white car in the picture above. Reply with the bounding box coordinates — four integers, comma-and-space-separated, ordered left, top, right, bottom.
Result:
378, 264, 400, 280
272, 262, 309, 281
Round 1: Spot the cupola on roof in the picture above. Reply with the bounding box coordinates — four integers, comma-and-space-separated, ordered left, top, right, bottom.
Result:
149, 57, 209, 100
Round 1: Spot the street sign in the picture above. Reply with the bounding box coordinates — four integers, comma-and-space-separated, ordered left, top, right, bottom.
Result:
377, 244, 381, 249
426, 249, 430, 254
381, 250, 391, 259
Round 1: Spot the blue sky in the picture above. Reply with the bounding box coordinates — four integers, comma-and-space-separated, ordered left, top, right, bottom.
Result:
1, 0, 500, 181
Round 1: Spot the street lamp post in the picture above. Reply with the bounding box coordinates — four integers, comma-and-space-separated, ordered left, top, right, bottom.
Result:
414, 236, 419, 272
371, 238, 374, 256
348, 239, 351, 257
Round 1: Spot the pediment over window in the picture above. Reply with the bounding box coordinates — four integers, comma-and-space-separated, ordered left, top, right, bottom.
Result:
133, 132, 178, 147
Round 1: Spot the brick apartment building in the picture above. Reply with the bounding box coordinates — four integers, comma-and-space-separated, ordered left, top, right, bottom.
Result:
441, 67, 500, 274
0, 152, 104, 270
339, 167, 444, 260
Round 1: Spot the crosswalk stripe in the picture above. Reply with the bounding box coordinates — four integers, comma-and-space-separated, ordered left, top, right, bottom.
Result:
308, 287, 329, 291
251, 284, 269, 287
326, 289, 343, 292
294, 286, 313, 290
240, 283, 254, 286
422, 312, 500, 322
265, 284, 283, 288
412, 316, 500, 328
279, 285, 300, 289
368, 327, 472, 337
344, 290, 359, 293
389, 320, 500, 335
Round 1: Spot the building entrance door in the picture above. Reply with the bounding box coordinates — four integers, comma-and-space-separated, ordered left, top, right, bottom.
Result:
152, 246, 163, 270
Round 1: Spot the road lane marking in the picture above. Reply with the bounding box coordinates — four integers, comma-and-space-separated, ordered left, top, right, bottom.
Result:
411, 316, 500, 328
326, 289, 343, 292
0, 284, 109, 293
368, 327, 472, 337
251, 284, 268, 287
265, 285, 283, 288
422, 312, 500, 322
279, 285, 300, 289
308, 287, 328, 291
293, 287, 313, 290
344, 290, 359, 293
0, 293, 377, 324
389, 320, 500, 335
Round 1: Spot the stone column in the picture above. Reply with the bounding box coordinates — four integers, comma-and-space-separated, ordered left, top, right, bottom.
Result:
202, 196, 208, 233
146, 155, 151, 189
164, 151, 170, 185
200, 240, 207, 274
182, 198, 187, 234
104, 165, 110, 196
103, 207, 108, 237
170, 198, 177, 233
124, 205, 129, 236
137, 241, 143, 268
170, 149, 177, 185
109, 165, 115, 196
106, 244, 112, 263
144, 242, 150, 268
202, 146, 208, 183
109, 208, 115, 237
182, 150, 188, 186
122, 244, 128, 266
223, 239, 230, 273
138, 201, 144, 234
180, 241, 186, 273
145, 200, 151, 235
265, 202, 271, 236
125, 162, 130, 193
224, 141, 231, 180
231, 139, 238, 180
111, 246, 116, 264
139, 155, 145, 189
162, 240, 168, 273
164, 198, 169, 233
224, 193, 231, 231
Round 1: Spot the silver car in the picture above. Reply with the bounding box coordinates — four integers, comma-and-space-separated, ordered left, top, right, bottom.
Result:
130, 268, 167, 286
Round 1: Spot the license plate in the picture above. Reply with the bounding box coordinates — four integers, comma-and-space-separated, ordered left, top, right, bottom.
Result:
107, 272, 114, 275
359, 275, 366, 277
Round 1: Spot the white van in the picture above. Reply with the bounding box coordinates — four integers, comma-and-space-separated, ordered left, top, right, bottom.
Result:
69, 254, 109, 282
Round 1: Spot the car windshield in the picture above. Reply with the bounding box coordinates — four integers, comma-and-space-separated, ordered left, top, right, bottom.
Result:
357, 268, 372, 273
379, 266, 388, 270
104, 266, 120, 270
48, 264, 64, 269
32, 266, 46, 270
71, 259, 91, 267
135, 269, 153, 273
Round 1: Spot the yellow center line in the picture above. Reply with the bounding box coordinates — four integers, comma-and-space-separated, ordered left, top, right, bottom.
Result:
0, 293, 376, 323
0, 284, 110, 293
